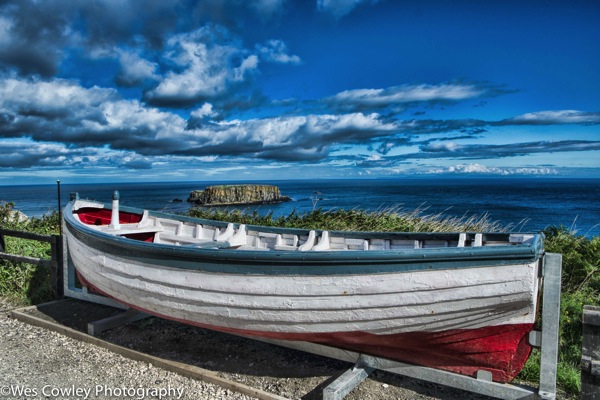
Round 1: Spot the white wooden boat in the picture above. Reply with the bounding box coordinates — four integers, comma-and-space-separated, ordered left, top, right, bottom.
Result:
63, 191, 544, 383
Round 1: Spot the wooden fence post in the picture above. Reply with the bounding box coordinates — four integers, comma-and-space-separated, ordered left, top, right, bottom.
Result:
582, 305, 600, 400
0, 228, 63, 299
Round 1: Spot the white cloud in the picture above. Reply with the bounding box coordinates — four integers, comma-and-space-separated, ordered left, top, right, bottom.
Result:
3, 75, 594, 177
0, 77, 400, 164
0, 78, 115, 107
256, 40, 301, 64
0, 139, 70, 168
146, 26, 259, 104
116, 49, 159, 86
424, 142, 461, 152
509, 110, 600, 125
250, 0, 287, 19
0, 137, 153, 169
317, 0, 369, 18
0, 78, 117, 122
98, 99, 186, 137
513, 167, 558, 175
329, 83, 486, 108
176, 112, 398, 161
234, 55, 259, 81
0, 77, 186, 149
447, 163, 497, 173
429, 163, 558, 175
197, 156, 219, 162
366, 154, 382, 161
191, 103, 217, 119
203, 166, 247, 176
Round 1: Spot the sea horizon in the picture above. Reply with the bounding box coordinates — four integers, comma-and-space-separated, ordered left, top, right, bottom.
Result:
2, 174, 599, 187
2, 177, 599, 238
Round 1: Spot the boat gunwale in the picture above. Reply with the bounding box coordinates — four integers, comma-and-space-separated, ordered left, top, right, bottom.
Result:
64, 199, 544, 269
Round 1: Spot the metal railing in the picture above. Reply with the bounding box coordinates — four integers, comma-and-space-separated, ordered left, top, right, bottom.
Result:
0, 228, 63, 299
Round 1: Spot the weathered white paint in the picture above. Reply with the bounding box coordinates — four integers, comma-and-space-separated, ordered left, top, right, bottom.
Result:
109, 197, 120, 230
67, 231, 540, 336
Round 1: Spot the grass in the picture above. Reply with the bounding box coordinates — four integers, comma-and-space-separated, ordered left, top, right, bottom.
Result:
187, 205, 515, 233
0, 201, 60, 304
2, 200, 598, 397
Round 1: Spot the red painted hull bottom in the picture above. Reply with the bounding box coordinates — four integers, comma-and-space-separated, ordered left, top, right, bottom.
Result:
78, 273, 532, 383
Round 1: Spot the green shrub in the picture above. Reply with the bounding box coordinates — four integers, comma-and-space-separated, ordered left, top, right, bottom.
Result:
0, 206, 60, 305
544, 226, 600, 294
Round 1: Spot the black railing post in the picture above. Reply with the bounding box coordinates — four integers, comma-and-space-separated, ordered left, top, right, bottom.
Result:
50, 237, 58, 300
53, 234, 64, 299
57, 180, 62, 236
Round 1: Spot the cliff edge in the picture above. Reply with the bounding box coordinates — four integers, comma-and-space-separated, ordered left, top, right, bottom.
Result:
187, 184, 291, 206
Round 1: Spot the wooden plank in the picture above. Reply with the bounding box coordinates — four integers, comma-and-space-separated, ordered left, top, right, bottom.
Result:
422, 240, 448, 248
344, 238, 365, 246
158, 233, 214, 245
582, 305, 600, 400
0, 251, 53, 268
98, 226, 161, 235
390, 240, 417, 249
0, 228, 55, 243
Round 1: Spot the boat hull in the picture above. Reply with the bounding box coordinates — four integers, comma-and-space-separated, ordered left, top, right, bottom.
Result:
78, 270, 534, 382
64, 204, 542, 383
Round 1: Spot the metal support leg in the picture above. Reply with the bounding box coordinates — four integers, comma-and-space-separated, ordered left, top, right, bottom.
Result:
62, 228, 126, 309
356, 354, 538, 399
323, 355, 374, 400
538, 253, 562, 400
88, 308, 150, 336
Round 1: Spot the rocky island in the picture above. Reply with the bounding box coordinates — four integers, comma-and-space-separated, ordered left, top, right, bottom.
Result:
187, 184, 291, 206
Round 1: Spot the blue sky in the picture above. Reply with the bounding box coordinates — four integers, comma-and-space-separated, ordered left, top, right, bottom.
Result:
0, 0, 599, 185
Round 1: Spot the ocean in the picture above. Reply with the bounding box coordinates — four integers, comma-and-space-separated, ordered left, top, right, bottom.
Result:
1, 178, 599, 238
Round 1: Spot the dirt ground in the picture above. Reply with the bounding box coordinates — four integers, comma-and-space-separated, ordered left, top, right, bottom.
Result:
2, 298, 514, 400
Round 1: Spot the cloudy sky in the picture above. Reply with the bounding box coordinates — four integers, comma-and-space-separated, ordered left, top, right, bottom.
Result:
0, 0, 599, 185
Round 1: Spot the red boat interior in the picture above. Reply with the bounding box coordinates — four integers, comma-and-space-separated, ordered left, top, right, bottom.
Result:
75, 208, 155, 242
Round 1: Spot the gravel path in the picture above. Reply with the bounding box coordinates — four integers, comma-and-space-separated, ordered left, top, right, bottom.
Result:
1, 298, 497, 400
1, 300, 256, 400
